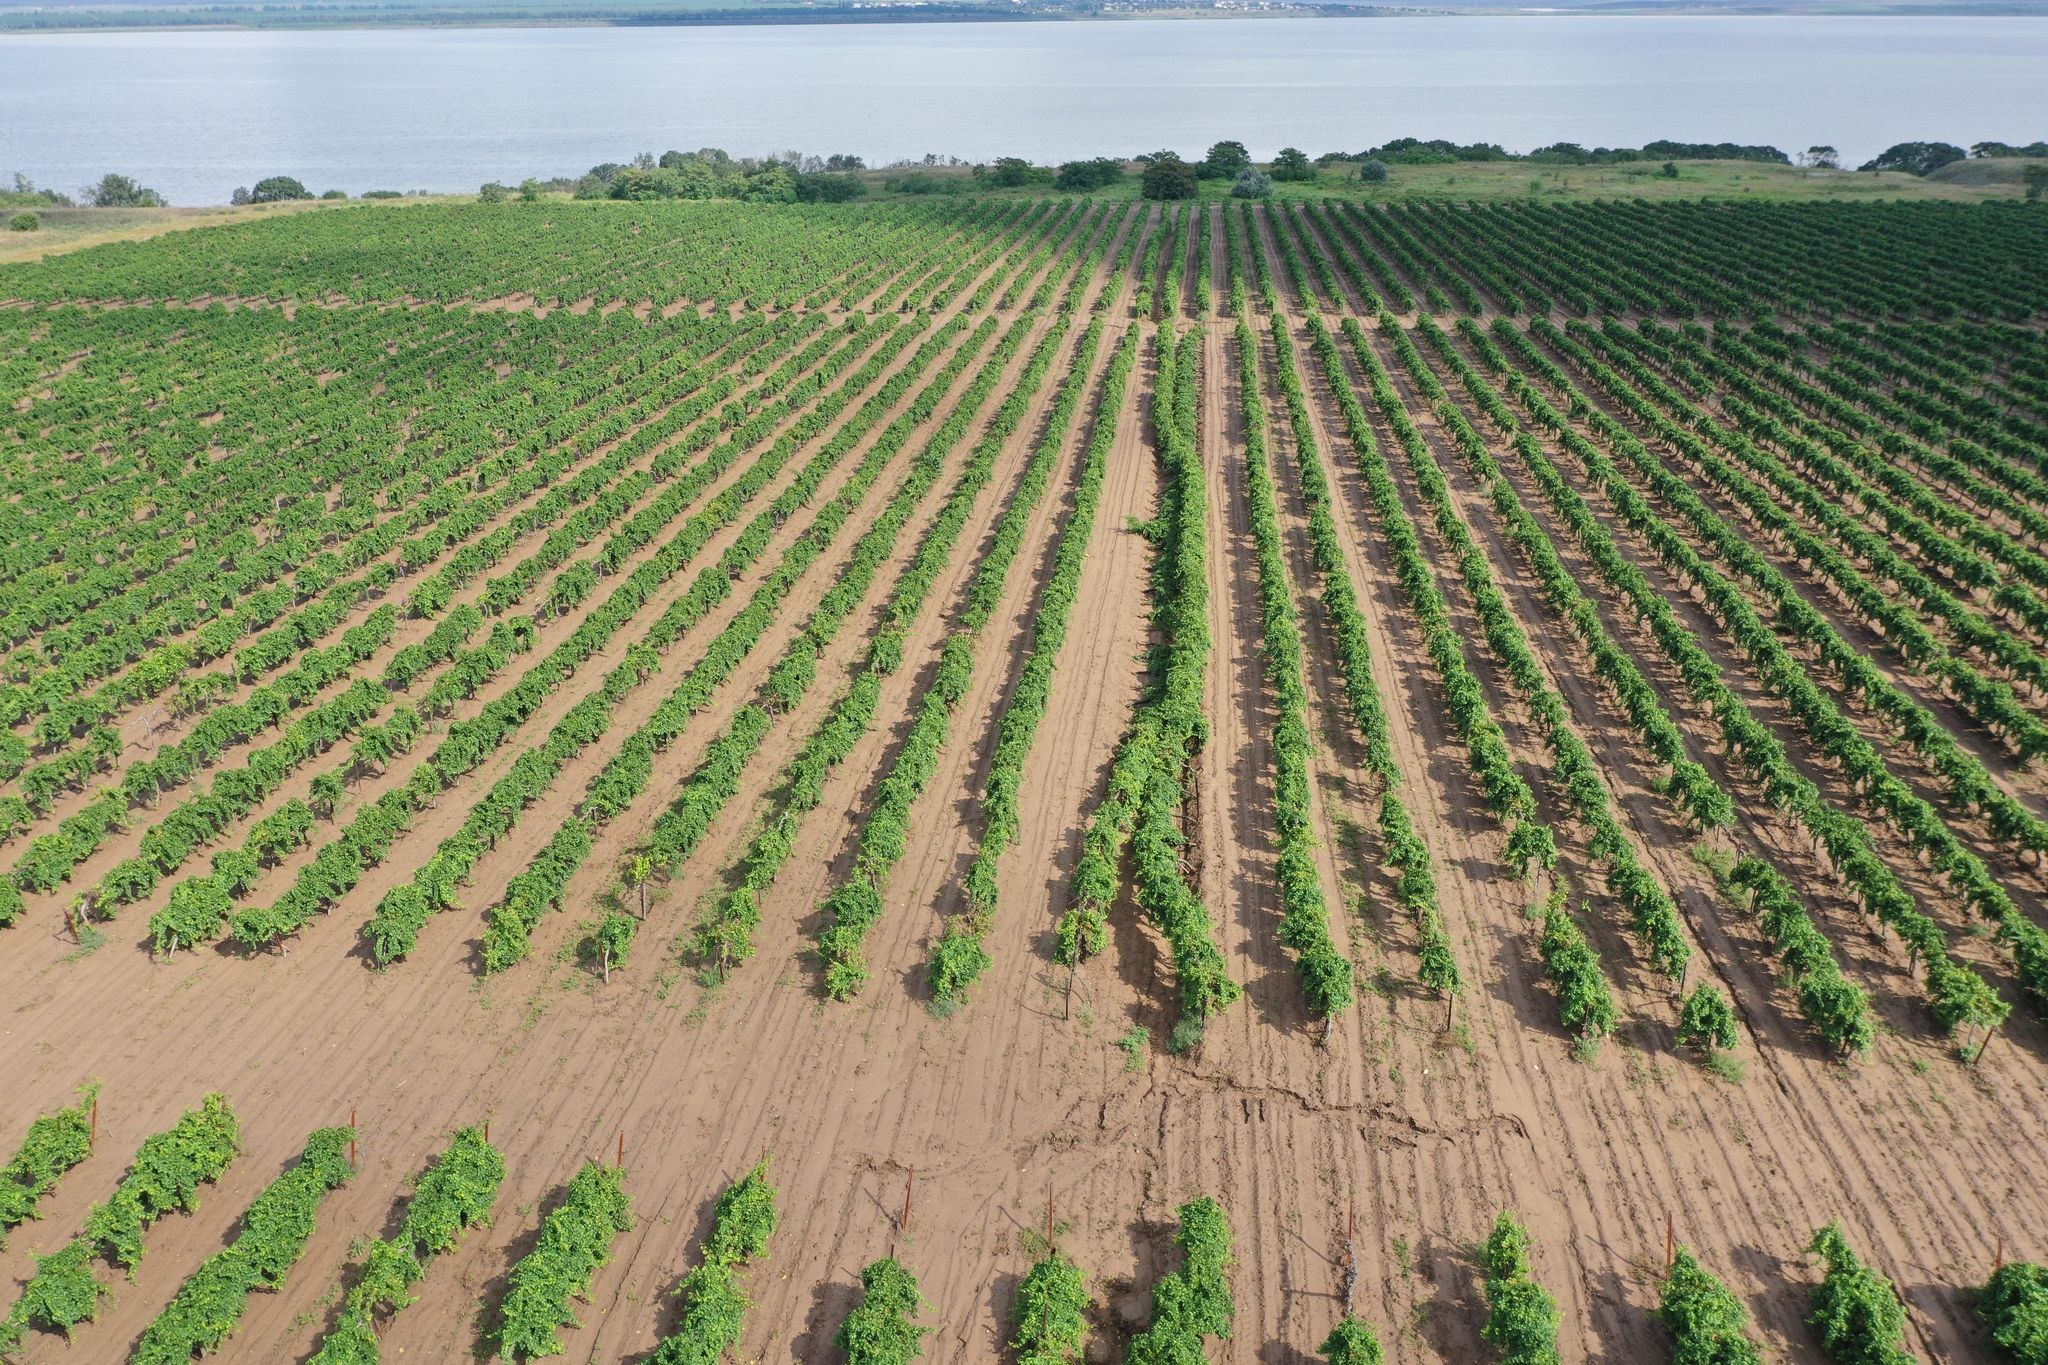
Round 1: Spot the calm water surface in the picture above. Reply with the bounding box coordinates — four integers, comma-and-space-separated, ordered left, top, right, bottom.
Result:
2, 16, 2044, 205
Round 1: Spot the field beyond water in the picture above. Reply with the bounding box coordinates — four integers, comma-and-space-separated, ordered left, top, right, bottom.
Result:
2, 194, 2048, 1364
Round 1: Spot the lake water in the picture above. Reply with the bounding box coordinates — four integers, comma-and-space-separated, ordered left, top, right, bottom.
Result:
2, 15, 2044, 206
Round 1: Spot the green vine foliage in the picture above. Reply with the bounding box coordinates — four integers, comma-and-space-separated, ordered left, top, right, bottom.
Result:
308, 1125, 504, 1364
650, 1159, 779, 1365
1806, 1223, 1913, 1365
1676, 985, 1740, 1053
1464, 319, 1879, 1054
2, 1091, 243, 1347
1061, 327, 1235, 1044
1660, 1249, 1763, 1365
1537, 890, 1617, 1041
1237, 313, 1351, 1016
131, 1124, 355, 1365
1480, 1213, 1560, 1365
0, 1083, 97, 1243
498, 1161, 633, 1361
1979, 1261, 2048, 1365
837, 1257, 930, 1365
1010, 1250, 1090, 1365
930, 324, 1139, 1008
817, 313, 1076, 998
1320, 1316, 1385, 1365
1376, 316, 1691, 982
686, 311, 1032, 980
1495, 317, 2022, 1034
1127, 1197, 1235, 1365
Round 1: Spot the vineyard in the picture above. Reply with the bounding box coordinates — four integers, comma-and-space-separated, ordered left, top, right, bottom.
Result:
1, 191, 2047, 1363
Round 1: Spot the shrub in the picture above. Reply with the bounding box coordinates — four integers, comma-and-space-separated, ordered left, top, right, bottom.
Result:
1806, 1223, 1911, 1365
1661, 1249, 1762, 1365
1142, 157, 1199, 201
478, 182, 508, 203
1270, 146, 1316, 181
1359, 158, 1389, 183
1676, 983, 1740, 1052
1979, 1261, 2048, 1364
81, 173, 166, 207
1231, 169, 1273, 199
837, 1257, 928, 1365
1480, 1212, 1560, 1365
250, 176, 313, 203
1055, 157, 1124, 191
8, 211, 37, 232
1320, 1317, 1384, 1365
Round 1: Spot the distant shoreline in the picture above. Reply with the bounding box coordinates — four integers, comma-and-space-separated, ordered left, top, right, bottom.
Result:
5, 1, 2046, 33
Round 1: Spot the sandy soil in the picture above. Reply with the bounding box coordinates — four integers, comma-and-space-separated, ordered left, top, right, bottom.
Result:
6, 215, 2048, 1365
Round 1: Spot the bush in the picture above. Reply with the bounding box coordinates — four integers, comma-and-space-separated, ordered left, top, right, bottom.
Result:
1142, 157, 1199, 201
983, 156, 1054, 188
1054, 157, 1124, 192
1359, 158, 1388, 183
81, 173, 165, 207
1661, 1249, 1762, 1365
1806, 1223, 1911, 1365
477, 182, 508, 203
1321, 1317, 1384, 1365
837, 1258, 929, 1365
9, 211, 37, 232
1677, 983, 1739, 1052
796, 172, 867, 202
884, 173, 965, 196
1480, 1212, 1560, 1365
1980, 1261, 2048, 1364
1858, 141, 1967, 176
361, 189, 403, 199
319, 189, 346, 199
1270, 147, 1316, 182
250, 176, 312, 203
1230, 169, 1273, 199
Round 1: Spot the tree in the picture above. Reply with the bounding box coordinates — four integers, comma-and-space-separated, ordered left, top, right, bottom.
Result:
1230, 168, 1273, 200
518, 178, 545, 202
1359, 159, 1389, 183
985, 157, 1052, 188
1198, 140, 1250, 180
250, 176, 312, 203
1798, 145, 1841, 169
1141, 156, 1199, 201
825, 154, 865, 171
1857, 141, 1966, 176
81, 174, 166, 208
2025, 164, 2048, 203
1270, 147, 1316, 182
319, 189, 346, 199
477, 182, 508, 203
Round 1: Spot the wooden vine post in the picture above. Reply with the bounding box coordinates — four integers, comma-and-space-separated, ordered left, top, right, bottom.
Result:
902, 1167, 914, 1233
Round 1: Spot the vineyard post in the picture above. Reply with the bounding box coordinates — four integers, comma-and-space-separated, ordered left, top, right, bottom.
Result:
1665, 1211, 1674, 1274
902, 1167, 914, 1233
90, 1094, 98, 1151
1996, 1235, 2005, 1272
1344, 1201, 1358, 1316
484, 1122, 490, 1145
1974, 1025, 1997, 1069
617, 1132, 625, 1170
349, 1109, 357, 1170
